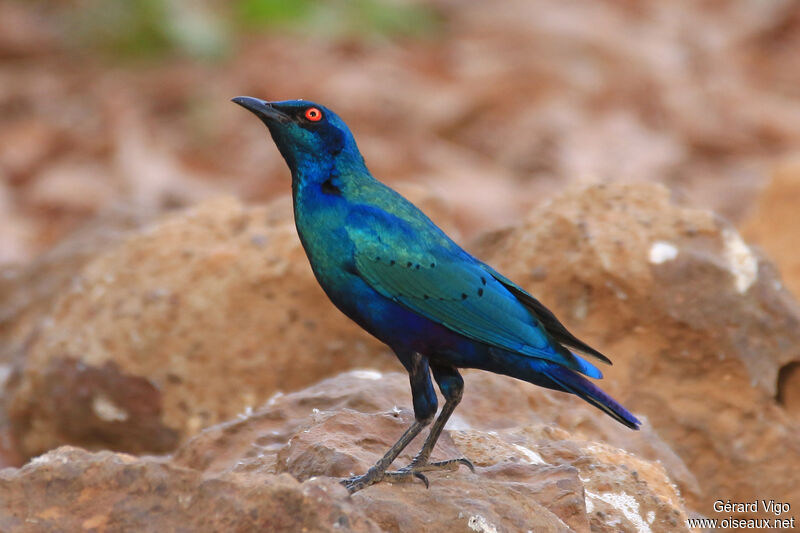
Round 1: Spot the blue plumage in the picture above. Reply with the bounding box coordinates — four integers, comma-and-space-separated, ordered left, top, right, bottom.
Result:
232, 97, 640, 492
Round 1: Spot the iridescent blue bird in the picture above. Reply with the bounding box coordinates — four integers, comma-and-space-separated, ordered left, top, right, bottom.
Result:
232, 97, 640, 493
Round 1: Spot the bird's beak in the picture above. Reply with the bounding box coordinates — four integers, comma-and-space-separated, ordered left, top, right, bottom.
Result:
232, 96, 291, 124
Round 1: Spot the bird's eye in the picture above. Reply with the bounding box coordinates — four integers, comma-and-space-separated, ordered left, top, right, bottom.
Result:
305, 107, 322, 122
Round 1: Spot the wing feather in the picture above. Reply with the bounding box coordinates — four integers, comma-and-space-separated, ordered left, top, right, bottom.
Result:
346, 207, 602, 378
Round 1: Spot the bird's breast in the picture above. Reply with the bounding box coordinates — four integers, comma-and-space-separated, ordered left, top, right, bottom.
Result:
293, 185, 356, 285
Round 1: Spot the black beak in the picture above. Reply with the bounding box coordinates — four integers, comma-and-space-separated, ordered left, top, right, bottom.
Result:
232, 96, 291, 124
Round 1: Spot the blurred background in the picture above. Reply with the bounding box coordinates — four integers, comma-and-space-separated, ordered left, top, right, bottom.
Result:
1, 1, 800, 527
1, 0, 799, 269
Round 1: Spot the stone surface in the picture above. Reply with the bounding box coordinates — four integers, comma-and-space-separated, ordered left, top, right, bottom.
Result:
2, 191, 454, 461
1, 371, 693, 533
4, 181, 799, 528
0, 206, 149, 345
473, 182, 800, 519
4, 196, 383, 459
742, 157, 800, 299
173, 370, 692, 532
0, 446, 379, 533
740, 158, 800, 419
0, 205, 154, 468
172, 370, 696, 498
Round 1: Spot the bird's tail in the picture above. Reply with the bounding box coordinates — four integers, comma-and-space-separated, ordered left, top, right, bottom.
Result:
486, 354, 640, 430
543, 362, 640, 429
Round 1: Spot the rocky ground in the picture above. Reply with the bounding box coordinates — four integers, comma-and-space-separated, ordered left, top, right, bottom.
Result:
2, 0, 800, 532
2, 371, 692, 533
2, 182, 799, 531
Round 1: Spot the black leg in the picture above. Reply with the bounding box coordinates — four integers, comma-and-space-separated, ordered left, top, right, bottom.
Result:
340, 417, 430, 493
411, 364, 464, 465
341, 352, 437, 494
383, 365, 474, 486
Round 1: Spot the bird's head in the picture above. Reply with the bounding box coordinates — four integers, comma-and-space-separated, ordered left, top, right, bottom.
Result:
232, 97, 363, 177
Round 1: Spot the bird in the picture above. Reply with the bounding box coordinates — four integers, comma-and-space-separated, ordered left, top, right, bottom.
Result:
232, 96, 640, 493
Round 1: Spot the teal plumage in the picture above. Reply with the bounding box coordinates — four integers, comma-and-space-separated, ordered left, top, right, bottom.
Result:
347, 204, 604, 378
232, 96, 639, 493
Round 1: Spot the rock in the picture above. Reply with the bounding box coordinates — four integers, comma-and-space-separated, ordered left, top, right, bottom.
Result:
0, 446, 379, 533
3, 192, 455, 460
171, 370, 686, 484
0, 204, 154, 469
5, 181, 797, 526
472, 182, 800, 520
742, 157, 800, 299
173, 370, 692, 533
740, 158, 800, 418
0, 204, 152, 347
1, 371, 692, 533
3, 196, 385, 459
448, 430, 689, 533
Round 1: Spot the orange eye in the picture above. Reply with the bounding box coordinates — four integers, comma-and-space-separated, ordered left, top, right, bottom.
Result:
305, 107, 322, 122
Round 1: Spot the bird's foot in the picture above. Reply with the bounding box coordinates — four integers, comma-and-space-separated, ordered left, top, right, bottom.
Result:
382, 457, 475, 488
341, 466, 385, 494
341, 457, 474, 494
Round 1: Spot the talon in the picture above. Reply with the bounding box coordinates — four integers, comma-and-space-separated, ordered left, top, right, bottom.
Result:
340, 456, 473, 493
426, 457, 475, 473
459, 457, 476, 472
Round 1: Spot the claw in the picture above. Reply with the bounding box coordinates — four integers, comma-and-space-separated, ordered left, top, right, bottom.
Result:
458, 457, 476, 472
413, 471, 430, 488
426, 457, 475, 473
341, 456, 474, 493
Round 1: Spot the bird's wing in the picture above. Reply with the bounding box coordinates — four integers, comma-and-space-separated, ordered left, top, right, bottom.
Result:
346, 207, 602, 378
480, 265, 612, 365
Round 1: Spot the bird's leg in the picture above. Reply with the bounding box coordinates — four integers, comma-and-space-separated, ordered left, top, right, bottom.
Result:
341, 352, 437, 494
340, 417, 430, 493
383, 366, 474, 487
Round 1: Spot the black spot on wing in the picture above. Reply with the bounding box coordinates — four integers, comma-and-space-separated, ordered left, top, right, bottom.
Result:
490, 273, 612, 364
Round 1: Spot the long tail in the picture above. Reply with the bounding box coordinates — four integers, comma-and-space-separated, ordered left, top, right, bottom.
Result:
486, 353, 641, 430
544, 362, 640, 429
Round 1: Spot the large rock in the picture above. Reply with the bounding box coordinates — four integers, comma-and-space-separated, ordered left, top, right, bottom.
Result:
742, 157, 800, 299
473, 182, 800, 519
742, 155, 800, 417
172, 370, 696, 500
0, 446, 379, 533
4, 181, 798, 527
3, 190, 454, 461
740, 158, 800, 418
1, 198, 372, 460
172, 370, 693, 532
1, 371, 693, 533
0, 205, 156, 469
